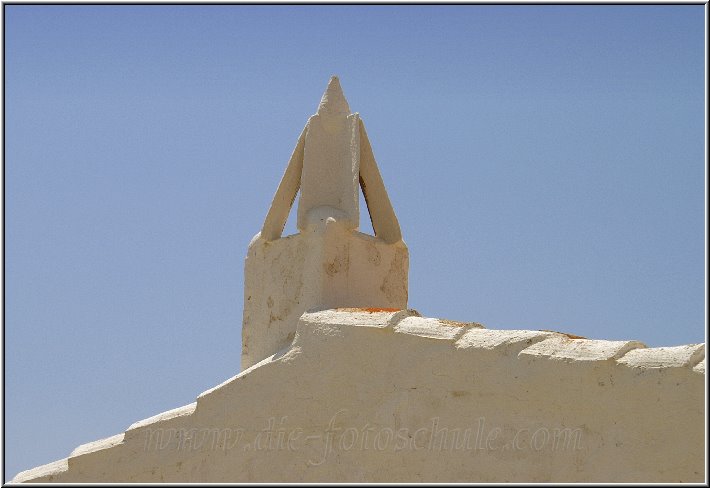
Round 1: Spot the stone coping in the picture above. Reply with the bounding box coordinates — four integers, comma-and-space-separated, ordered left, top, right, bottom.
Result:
11, 308, 704, 483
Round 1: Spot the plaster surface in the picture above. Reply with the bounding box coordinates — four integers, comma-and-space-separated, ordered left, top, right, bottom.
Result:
12, 309, 705, 483
242, 77, 407, 369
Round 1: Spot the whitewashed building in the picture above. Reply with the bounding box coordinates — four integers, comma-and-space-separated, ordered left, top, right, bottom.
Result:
12, 78, 705, 483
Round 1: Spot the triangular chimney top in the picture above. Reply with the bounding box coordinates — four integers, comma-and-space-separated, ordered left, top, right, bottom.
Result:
259, 76, 403, 245
317, 75, 351, 115
243, 76, 409, 369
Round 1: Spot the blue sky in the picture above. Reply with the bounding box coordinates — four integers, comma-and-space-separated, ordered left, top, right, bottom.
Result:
3, 5, 705, 479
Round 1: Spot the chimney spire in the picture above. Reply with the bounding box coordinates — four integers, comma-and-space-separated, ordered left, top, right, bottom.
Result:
317, 76, 351, 115
298, 76, 360, 231
242, 77, 408, 369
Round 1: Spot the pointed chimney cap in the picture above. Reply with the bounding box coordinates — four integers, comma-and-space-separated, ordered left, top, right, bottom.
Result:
317, 76, 351, 115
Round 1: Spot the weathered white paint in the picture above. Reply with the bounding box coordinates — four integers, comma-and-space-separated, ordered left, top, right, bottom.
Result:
394, 316, 481, 340
298, 76, 360, 232
241, 77, 408, 370
520, 336, 646, 362
617, 343, 705, 369
13, 309, 705, 483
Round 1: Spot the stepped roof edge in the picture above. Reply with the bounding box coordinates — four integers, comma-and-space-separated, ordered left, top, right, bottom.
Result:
12, 308, 705, 483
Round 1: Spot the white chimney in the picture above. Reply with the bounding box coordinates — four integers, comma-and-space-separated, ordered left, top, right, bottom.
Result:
241, 76, 409, 369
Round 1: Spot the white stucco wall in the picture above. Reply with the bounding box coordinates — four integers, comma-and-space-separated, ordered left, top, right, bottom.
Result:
12, 309, 705, 483
242, 221, 408, 370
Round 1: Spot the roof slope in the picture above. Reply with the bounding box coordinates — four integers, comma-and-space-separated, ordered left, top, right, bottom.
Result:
13, 309, 705, 483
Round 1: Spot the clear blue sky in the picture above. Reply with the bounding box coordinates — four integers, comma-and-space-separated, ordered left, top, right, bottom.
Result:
3, 5, 705, 480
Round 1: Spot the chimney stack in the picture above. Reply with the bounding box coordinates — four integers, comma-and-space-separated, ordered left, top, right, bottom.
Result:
242, 77, 409, 369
